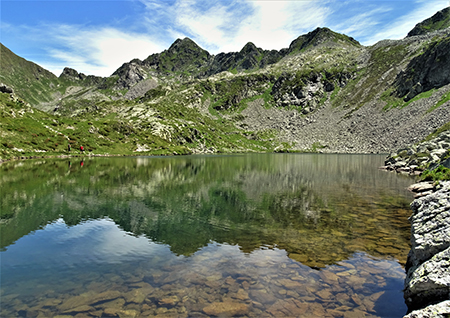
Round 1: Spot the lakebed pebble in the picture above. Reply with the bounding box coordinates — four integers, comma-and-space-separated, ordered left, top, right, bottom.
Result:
1, 250, 406, 317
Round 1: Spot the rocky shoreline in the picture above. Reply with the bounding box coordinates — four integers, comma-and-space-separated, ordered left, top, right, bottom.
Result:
382, 131, 450, 176
383, 131, 450, 317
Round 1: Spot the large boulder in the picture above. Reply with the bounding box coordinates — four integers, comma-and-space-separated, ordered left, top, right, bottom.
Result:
404, 247, 450, 310
404, 301, 450, 318
407, 184, 450, 266
404, 181, 450, 312
0, 83, 14, 94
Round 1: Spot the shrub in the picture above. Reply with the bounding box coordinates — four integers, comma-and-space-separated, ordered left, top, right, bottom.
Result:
421, 166, 450, 181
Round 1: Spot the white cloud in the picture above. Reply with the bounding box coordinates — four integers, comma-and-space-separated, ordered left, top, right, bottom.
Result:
47, 26, 165, 76
161, 0, 332, 53
173, 1, 235, 50
5, 23, 165, 77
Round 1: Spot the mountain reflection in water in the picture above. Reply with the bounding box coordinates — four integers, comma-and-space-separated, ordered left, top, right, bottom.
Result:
1, 154, 415, 317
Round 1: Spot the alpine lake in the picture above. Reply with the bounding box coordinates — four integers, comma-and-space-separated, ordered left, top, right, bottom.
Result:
1, 153, 417, 318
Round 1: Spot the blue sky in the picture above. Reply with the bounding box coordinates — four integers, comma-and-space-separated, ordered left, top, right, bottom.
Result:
1, 0, 449, 77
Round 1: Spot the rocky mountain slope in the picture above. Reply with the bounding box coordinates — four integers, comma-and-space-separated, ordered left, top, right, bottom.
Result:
408, 7, 450, 37
1, 8, 450, 161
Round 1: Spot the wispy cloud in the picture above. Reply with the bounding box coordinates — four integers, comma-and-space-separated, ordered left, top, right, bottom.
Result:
355, 0, 449, 45
329, 4, 393, 41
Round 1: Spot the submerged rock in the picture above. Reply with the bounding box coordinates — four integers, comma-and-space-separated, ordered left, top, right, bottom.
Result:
202, 301, 249, 316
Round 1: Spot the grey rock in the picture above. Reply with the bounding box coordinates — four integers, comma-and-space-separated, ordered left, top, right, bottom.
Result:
394, 160, 408, 168
0, 83, 14, 94
405, 247, 450, 310
405, 181, 450, 312
112, 60, 149, 90
442, 158, 450, 169
431, 148, 447, 158
404, 300, 450, 318
123, 78, 158, 100
385, 130, 450, 173
408, 182, 434, 193
408, 182, 450, 266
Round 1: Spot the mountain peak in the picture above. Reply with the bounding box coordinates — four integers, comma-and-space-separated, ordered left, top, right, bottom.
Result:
60, 67, 81, 79
143, 37, 211, 76
407, 7, 450, 37
288, 27, 360, 54
168, 37, 205, 54
238, 42, 262, 58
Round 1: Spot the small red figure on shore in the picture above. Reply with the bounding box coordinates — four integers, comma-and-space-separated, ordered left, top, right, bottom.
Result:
80, 145, 84, 153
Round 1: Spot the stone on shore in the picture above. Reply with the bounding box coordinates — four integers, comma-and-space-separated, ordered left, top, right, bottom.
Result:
404, 247, 450, 309
403, 300, 450, 318
404, 181, 450, 314
408, 183, 450, 267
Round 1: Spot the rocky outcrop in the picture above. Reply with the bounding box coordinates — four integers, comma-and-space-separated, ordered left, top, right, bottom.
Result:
59, 67, 82, 80
123, 78, 158, 100
270, 71, 353, 114
112, 59, 150, 90
395, 34, 450, 101
59, 67, 105, 86
144, 37, 211, 75
384, 131, 450, 174
204, 42, 284, 77
385, 130, 450, 315
203, 73, 274, 111
404, 181, 450, 312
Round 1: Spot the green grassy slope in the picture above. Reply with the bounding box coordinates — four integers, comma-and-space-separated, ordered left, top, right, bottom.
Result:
0, 43, 62, 105
0, 86, 278, 161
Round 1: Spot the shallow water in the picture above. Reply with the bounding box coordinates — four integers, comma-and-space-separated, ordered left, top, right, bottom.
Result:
1, 154, 416, 317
